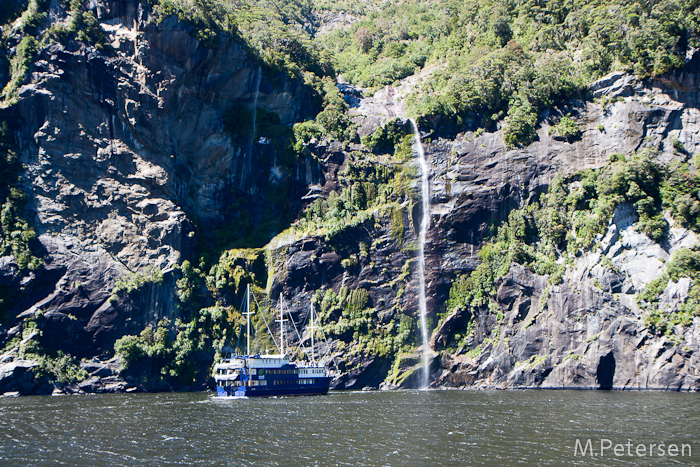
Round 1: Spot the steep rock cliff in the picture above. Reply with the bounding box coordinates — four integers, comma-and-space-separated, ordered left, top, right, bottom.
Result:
1, 1, 699, 394
0, 0, 322, 392
263, 61, 700, 391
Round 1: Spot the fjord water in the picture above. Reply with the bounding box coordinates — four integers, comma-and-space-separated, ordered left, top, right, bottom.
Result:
1, 390, 698, 466
409, 118, 431, 389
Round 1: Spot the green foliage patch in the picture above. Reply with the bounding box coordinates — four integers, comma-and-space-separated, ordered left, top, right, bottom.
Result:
293, 150, 410, 241
0, 118, 41, 321
317, 0, 698, 145
554, 115, 581, 142
2, 35, 37, 103
638, 247, 700, 336
150, 0, 332, 78
115, 305, 242, 384
110, 268, 164, 301
316, 286, 414, 359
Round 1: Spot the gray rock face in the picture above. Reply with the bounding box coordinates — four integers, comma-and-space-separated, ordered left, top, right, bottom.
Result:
419, 66, 700, 391
276, 64, 700, 391
431, 264, 700, 390
0, 1, 320, 387
0, 360, 51, 395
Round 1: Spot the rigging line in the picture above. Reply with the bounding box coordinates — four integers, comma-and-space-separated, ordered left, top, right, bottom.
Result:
250, 289, 281, 354
281, 296, 313, 360
318, 322, 339, 371
294, 303, 316, 361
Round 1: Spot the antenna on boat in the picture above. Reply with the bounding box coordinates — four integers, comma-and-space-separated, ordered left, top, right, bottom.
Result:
276, 293, 287, 356
243, 283, 256, 355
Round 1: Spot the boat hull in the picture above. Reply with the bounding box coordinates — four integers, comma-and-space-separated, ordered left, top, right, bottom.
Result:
216, 377, 332, 398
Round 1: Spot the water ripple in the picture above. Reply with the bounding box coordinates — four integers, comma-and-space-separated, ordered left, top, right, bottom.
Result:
0, 390, 697, 466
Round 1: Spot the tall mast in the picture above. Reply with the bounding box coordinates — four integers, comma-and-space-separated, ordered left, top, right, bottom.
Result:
246, 284, 250, 355
244, 283, 255, 355
276, 293, 286, 356
310, 303, 316, 364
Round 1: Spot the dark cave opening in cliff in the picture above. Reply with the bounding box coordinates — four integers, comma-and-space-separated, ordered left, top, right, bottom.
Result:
596, 351, 616, 390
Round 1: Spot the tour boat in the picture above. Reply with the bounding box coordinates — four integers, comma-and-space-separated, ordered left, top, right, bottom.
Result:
213, 285, 332, 398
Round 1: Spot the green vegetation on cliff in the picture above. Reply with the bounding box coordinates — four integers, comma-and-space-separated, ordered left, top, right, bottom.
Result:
110, 252, 273, 385
0, 118, 41, 322
446, 149, 700, 349
317, 0, 699, 143
315, 286, 415, 359
149, 0, 332, 78
115, 305, 243, 385
6, 311, 89, 385
639, 247, 700, 337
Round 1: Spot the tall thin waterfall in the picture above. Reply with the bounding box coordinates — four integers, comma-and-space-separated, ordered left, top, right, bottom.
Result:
409, 118, 431, 389
248, 66, 262, 160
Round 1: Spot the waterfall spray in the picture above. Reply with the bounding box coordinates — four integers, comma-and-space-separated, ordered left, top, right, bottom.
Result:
409, 118, 431, 389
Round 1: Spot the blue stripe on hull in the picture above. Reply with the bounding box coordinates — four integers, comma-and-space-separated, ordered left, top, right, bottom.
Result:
216, 378, 332, 398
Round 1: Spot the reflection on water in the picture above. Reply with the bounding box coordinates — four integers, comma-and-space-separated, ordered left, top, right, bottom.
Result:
0, 390, 698, 466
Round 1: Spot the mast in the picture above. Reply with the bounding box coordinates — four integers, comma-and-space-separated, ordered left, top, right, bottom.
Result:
243, 283, 256, 355
310, 303, 316, 364
276, 293, 286, 356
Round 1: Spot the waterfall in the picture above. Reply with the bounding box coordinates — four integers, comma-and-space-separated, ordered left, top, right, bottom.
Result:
247, 66, 262, 177
409, 118, 431, 389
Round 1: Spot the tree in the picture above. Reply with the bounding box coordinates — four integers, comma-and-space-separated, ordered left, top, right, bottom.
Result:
355, 27, 373, 53
503, 95, 537, 148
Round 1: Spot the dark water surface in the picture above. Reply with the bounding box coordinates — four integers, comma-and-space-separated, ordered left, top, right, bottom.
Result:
0, 390, 698, 466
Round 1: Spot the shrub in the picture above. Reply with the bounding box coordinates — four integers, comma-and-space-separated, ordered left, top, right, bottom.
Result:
555, 115, 581, 141
671, 137, 686, 154
2, 35, 37, 101
503, 96, 537, 148
111, 268, 164, 300
293, 120, 324, 148
362, 119, 408, 154
355, 27, 373, 53
176, 260, 203, 305
36, 352, 88, 384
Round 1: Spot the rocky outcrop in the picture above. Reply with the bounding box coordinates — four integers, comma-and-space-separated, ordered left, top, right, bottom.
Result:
0, 359, 52, 395
432, 263, 700, 390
